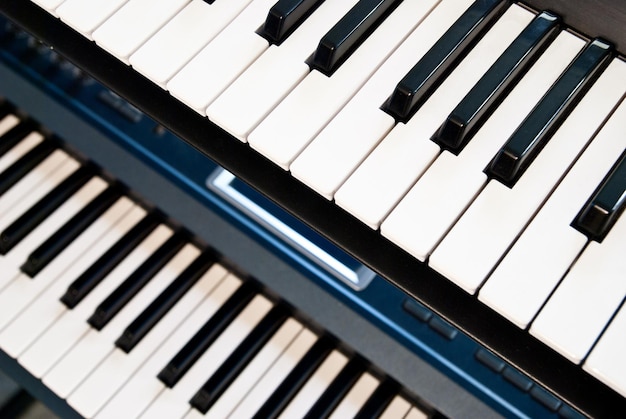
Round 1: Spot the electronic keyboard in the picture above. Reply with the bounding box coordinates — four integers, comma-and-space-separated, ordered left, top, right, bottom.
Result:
0, 0, 624, 417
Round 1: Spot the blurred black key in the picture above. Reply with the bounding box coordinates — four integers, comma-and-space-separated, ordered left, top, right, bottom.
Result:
260, 0, 324, 45
20, 183, 123, 278
433, 11, 561, 152
0, 101, 11, 120
353, 379, 398, 419
115, 250, 218, 353
308, 0, 401, 75
574, 151, 626, 242
0, 119, 37, 158
383, 0, 509, 122
487, 38, 613, 186
60, 211, 161, 309
0, 138, 55, 196
252, 334, 335, 419
303, 356, 366, 418
190, 303, 291, 413
157, 280, 258, 387
0, 164, 94, 255
87, 232, 186, 330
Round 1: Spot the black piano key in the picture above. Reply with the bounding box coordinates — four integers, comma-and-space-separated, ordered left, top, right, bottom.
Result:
433, 11, 561, 152
487, 38, 613, 186
87, 232, 186, 331
157, 280, 258, 388
115, 250, 218, 353
0, 119, 37, 158
382, 0, 509, 123
251, 335, 336, 419
573, 151, 626, 242
303, 356, 366, 419
0, 164, 95, 255
190, 303, 291, 413
260, 0, 324, 45
308, 0, 401, 76
0, 138, 55, 196
20, 183, 123, 278
353, 379, 398, 419
60, 211, 161, 309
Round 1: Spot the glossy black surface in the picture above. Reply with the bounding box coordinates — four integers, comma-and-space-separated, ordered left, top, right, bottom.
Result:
260, 0, 323, 45
0, 138, 54, 197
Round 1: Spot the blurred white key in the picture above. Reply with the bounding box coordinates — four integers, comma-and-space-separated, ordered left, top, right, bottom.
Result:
56, 0, 129, 38
429, 48, 621, 294
0, 205, 145, 358
43, 240, 196, 398
381, 31, 584, 261
0, 158, 80, 232
68, 245, 211, 418
248, 0, 439, 169
19, 225, 174, 378
279, 350, 348, 418
95, 269, 236, 419
30, 0, 65, 14
92, 0, 190, 63
228, 328, 317, 418
0, 114, 19, 137
0, 132, 43, 174
0, 197, 134, 333
328, 372, 378, 418
168, 0, 274, 113
206, 0, 358, 141
204, 318, 302, 419
0, 176, 107, 276
378, 395, 412, 419
336, 5, 533, 228
479, 85, 626, 328
130, 0, 252, 87
290, 0, 475, 199
139, 295, 272, 419
530, 213, 626, 363
405, 406, 429, 419
584, 303, 626, 398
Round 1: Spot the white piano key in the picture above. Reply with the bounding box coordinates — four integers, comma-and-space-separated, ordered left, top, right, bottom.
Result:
0, 114, 19, 137
43, 239, 197, 398
130, 0, 253, 87
19, 224, 174, 379
0, 176, 107, 277
530, 212, 626, 363
584, 303, 626, 398
0, 158, 80, 232
405, 406, 429, 419
279, 350, 348, 418
92, 0, 190, 63
94, 267, 234, 419
328, 372, 379, 418
167, 0, 274, 113
203, 318, 302, 419
0, 197, 134, 333
335, 5, 534, 228
0, 204, 146, 358
248, 0, 440, 169
68, 245, 210, 418
289, 0, 475, 199
429, 49, 623, 294
30, 0, 65, 14
0, 131, 43, 174
56, 0, 129, 38
206, 0, 358, 141
378, 395, 412, 419
228, 328, 317, 419
381, 31, 585, 262
479, 81, 626, 328
139, 295, 273, 419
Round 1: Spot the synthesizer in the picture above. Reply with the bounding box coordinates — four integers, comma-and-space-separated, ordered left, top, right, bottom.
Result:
0, 0, 625, 417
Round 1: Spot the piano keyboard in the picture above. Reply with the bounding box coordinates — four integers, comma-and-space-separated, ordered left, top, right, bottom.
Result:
1, 0, 625, 416
0, 118, 434, 419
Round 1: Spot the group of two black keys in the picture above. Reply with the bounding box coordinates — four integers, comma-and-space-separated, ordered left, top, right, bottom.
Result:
255, 0, 624, 242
